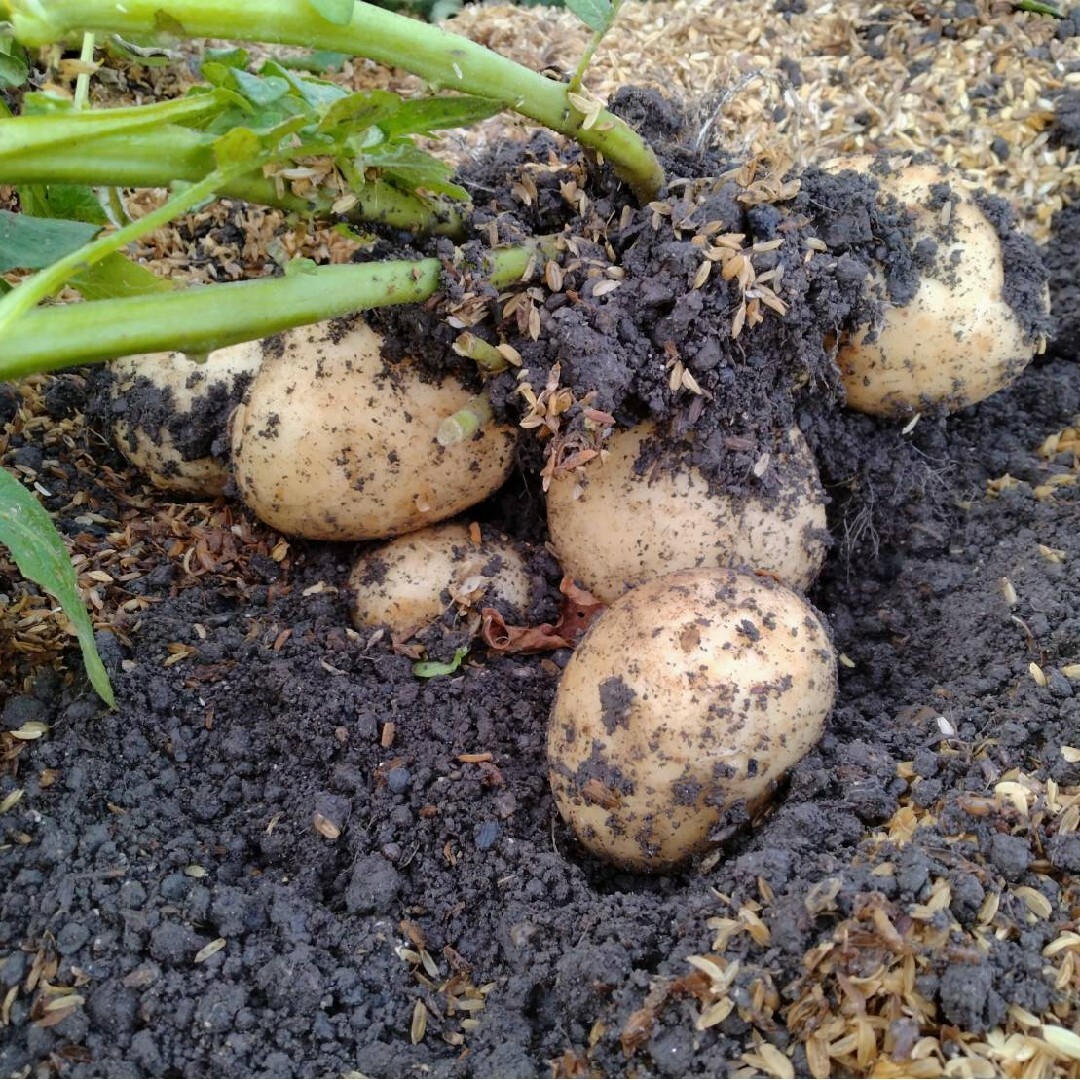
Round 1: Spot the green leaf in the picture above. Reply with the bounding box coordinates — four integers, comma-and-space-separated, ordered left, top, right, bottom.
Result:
231, 68, 292, 108
378, 94, 502, 137
317, 89, 402, 135
565, 0, 614, 31
18, 183, 108, 226
363, 142, 468, 200
202, 46, 250, 70
412, 646, 469, 679
307, 0, 356, 24
275, 50, 349, 74
0, 469, 114, 706
283, 256, 319, 277
0, 39, 28, 90
212, 127, 263, 169
69, 253, 173, 301
0, 211, 100, 273
259, 59, 348, 112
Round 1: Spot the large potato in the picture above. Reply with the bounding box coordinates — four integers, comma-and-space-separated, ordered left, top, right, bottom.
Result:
547, 568, 837, 871
831, 158, 1047, 416
231, 319, 517, 540
349, 522, 530, 635
109, 340, 264, 496
545, 424, 827, 603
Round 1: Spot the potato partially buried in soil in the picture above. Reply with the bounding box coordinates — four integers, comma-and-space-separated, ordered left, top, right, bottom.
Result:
831, 157, 1048, 417
231, 319, 518, 540
545, 423, 827, 603
108, 340, 264, 496
547, 568, 837, 871
349, 522, 531, 636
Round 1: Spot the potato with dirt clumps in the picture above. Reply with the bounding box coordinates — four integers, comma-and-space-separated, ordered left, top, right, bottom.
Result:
349, 522, 531, 636
547, 568, 836, 871
231, 319, 517, 540
545, 423, 827, 603
108, 340, 264, 496
832, 157, 1048, 417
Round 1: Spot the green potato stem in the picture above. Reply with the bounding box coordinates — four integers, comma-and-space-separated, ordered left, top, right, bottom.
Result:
2, 119, 467, 235
0, 240, 554, 377
2, 0, 664, 201
452, 332, 508, 375
436, 394, 494, 446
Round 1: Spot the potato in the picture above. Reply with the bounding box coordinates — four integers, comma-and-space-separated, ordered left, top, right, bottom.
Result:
108, 340, 264, 496
349, 522, 531, 635
231, 319, 518, 540
547, 568, 836, 871
545, 423, 827, 603
831, 158, 1046, 416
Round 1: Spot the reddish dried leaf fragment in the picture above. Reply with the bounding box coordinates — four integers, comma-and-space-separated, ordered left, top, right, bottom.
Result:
481, 577, 605, 654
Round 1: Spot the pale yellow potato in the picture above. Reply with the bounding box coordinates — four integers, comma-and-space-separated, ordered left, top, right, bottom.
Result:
545, 423, 827, 603
231, 319, 517, 540
109, 340, 264, 496
349, 522, 531, 635
831, 158, 1044, 416
547, 568, 837, 871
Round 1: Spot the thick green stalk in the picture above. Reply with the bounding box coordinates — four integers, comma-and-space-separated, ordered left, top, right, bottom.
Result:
0, 242, 549, 376
4, 127, 467, 234
3, 0, 664, 201
0, 91, 228, 154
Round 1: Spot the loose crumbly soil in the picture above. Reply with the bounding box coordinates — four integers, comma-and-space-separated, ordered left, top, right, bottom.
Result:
2, 2, 1080, 1078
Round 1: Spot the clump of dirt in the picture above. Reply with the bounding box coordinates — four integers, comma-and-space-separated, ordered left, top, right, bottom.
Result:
1, 80, 1078, 1080
373, 87, 1048, 521
1045, 200, 1080, 361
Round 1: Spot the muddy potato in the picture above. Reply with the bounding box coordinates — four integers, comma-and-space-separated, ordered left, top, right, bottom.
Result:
108, 340, 264, 496
831, 157, 1048, 417
547, 568, 837, 871
545, 424, 827, 603
231, 319, 517, 540
349, 522, 531, 635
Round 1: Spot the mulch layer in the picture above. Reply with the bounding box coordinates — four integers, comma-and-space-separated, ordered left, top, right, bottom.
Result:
2, 1, 1080, 1077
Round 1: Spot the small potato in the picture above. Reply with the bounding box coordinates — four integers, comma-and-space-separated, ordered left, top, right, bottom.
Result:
231, 319, 517, 540
108, 340, 264, 496
547, 568, 837, 871
545, 424, 827, 603
349, 522, 531, 636
831, 158, 1047, 416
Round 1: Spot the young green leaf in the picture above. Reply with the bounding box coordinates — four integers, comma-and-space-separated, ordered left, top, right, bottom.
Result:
306, 0, 356, 25
378, 94, 502, 137
201, 46, 251, 70
69, 252, 173, 301
317, 89, 402, 135
15, 181, 168, 300
18, 182, 109, 226
276, 50, 349, 75
0, 469, 115, 706
412, 646, 469, 679
0, 37, 29, 89
362, 142, 468, 200
258, 59, 348, 112
565, 0, 614, 33
211, 126, 264, 169
229, 67, 293, 108
0, 210, 100, 273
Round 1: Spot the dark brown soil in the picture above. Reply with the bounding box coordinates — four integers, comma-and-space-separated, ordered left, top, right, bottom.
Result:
1, 85, 1079, 1080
